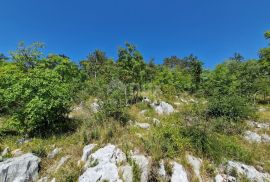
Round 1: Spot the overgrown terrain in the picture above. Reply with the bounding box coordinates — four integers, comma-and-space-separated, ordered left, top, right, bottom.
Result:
0, 31, 270, 182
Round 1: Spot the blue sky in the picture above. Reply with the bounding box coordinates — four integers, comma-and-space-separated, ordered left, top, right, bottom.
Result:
0, 0, 269, 68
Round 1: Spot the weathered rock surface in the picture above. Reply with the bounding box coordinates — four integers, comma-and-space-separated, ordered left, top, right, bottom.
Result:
1, 147, 10, 156
261, 134, 270, 143
81, 144, 97, 162
132, 154, 150, 182
136, 122, 150, 129
171, 162, 189, 182
0, 153, 40, 182
187, 155, 202, 182
226, 161, 270, 182
151, 101, 174, 115
244, 131, 261, 143
79, 144, 126, 182
47, 148, 61, 159
119, 164, 133, 182
90, 102, 100, 113
247, 120, 269, 129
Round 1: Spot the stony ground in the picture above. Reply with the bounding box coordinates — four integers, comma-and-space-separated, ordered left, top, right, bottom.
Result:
1, 97, 270, 182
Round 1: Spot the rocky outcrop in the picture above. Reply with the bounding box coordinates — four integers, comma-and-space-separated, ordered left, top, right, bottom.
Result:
244, 131, 262, 143
151, 101, 174, 115
171, 162, 189, 182
81, 144, 97, 162
135, 122, 150, 129
47, 148, 61, 159
79, 144, 126, 182
226, 161, 270, 182
132, 154, 150, 182
187, 155, 202, 182
0, 153, 40, 182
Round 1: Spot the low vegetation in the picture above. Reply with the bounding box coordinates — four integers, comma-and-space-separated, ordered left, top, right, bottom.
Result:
0, 31, 270, 181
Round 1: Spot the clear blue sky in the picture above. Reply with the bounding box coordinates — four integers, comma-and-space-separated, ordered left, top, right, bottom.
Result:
0, 0, 269, 68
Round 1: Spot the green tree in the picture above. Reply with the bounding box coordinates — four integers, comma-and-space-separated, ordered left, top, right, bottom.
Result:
10, 42, 45, 70
80, 50, 108, 79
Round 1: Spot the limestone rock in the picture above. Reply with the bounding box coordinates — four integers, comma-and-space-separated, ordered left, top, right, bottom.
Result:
132, 154, 150, 182
171, 162, 189, 182
136, 122, 150, 129
119, 164, 133, 182
81, 144, 97, 162
1, 147, 10, 156
0, 153, 40, 182
47, 148, 61, 159
226, 161, 270, 182
244, 131, 261, 143
79, 144, 126, 182
187, 154, 202, 182
261, 134, 270, 143
151, 101, 174, 115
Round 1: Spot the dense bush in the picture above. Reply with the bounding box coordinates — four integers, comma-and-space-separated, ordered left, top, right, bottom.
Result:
0, 66, 74, 135
207, 94, 255, 120
97, 79, 130, 124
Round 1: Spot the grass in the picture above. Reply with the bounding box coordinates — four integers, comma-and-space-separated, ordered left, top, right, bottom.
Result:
1, 95, 270, 181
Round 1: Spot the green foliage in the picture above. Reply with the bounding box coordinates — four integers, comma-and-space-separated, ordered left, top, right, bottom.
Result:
98, 79, 130, 124
207, 94, 254, 120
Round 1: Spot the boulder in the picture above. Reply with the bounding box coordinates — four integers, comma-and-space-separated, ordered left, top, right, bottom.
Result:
261, 134, 270, 143
151, 101, 174, 115
158, 160, 166, 177
1, 147, 10, 156
0, 153, 40, 182
119, 164, 133, 182
135, 122, 150, 129
226, 161, 270, 182
244, 131, 261, 143
47, 148, 61, 159
171, 162, 189, 182
132, 154, 150, 182
214, 174, 236, 182
55, 155, 71, 171
90, 102, 100, 113
79, 144, 126, 182
187, 155, 202, 182
81, 144, 97, 162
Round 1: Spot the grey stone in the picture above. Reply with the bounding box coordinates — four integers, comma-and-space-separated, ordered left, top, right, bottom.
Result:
55, 155, 71, 171
47, 148, 61, 159
187, 154, 202, 182
119, 164, 133, 182
151, 101, 174, 115
136, 122, 150, 129
171, 162, 189, 182
1, 147, 10, 156
244, 131, 261, 143
81, 144, 97, 162
261, 134, 270, 143
80, 144, 126, 182
226, 161, 270, 182
0, 153, 40, 182
132, 154, 150, 182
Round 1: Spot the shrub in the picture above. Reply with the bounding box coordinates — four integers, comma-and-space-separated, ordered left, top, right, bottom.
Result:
207, 94, 255, 120
98, 79, 130, 124
0, 67, 73, 135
